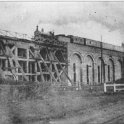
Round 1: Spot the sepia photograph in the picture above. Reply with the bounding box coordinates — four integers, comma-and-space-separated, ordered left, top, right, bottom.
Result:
0, 1, 124, 124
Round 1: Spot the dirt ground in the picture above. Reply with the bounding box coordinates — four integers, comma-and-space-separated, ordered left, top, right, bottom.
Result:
50, 96, 124, 124
0, 86, 124, 124
26, 93, 124, 124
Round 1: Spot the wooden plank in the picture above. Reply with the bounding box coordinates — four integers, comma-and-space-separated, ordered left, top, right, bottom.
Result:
0, 43, 17, 80
53, 63, 61, 82
116, 84, 124, 86
52, 51, 72, 84
6, 45, 28, 81
38, 53, 58, 83
37, 61, 45, 82
104, 83, 124, 93
11, 46, 16, 53
105, 84, 115, 87
104, 83, 107, 93
29, 48, 58, 83
29, 48, 45, 82
14, 60, 28, 81
8, 58, 17, 80
116, 88, 124, 91
56, 66, 66, 81
46, 48, 61, 82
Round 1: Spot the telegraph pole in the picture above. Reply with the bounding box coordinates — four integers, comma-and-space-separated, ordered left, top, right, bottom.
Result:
101, 35, 103, 84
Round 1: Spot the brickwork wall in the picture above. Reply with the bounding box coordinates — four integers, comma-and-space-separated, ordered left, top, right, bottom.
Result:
67, 43, 124, 86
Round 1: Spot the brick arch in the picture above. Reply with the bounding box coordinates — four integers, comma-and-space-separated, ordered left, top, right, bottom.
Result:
84, 53, 95, 64
109, 58, 115, 65
107, 58, 115, 81
96, 56, 106, 84
114, 58, 122, 66
70, 52, 83, 85
118, 59, 122, 65
84, 54, 95, 85
115, 59, 122, 80
106, 57, 115, 66
70, 51, 83, 63
118, 59, 122, 75
95, 55, 107, 65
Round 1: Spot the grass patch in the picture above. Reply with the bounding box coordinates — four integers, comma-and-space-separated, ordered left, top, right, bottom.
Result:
0, 83, 124, 123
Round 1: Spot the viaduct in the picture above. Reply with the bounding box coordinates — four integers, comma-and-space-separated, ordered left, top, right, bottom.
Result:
0, 26, 124, 88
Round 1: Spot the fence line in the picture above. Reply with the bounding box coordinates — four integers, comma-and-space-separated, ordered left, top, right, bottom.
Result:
104, 83, 124, 93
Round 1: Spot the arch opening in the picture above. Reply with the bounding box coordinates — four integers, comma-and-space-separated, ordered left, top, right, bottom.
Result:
108, 59, 115, 82
85, 55, 94, 85
71, 53, 82, 85
115, 60, 122, 80
97, 57, 105, 84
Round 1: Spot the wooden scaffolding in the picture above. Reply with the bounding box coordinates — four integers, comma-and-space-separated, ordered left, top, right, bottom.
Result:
0, 30, 72, 86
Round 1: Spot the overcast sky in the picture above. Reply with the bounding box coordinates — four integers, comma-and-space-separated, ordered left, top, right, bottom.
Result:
0, 2, 124, 46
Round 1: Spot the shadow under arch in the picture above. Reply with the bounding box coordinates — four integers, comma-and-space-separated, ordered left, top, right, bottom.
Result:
116, 59, 122, 79
97, 57, 106, 83
71, 52, 83, 85
85, 54, 95, 85
108, 58, 115, 82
